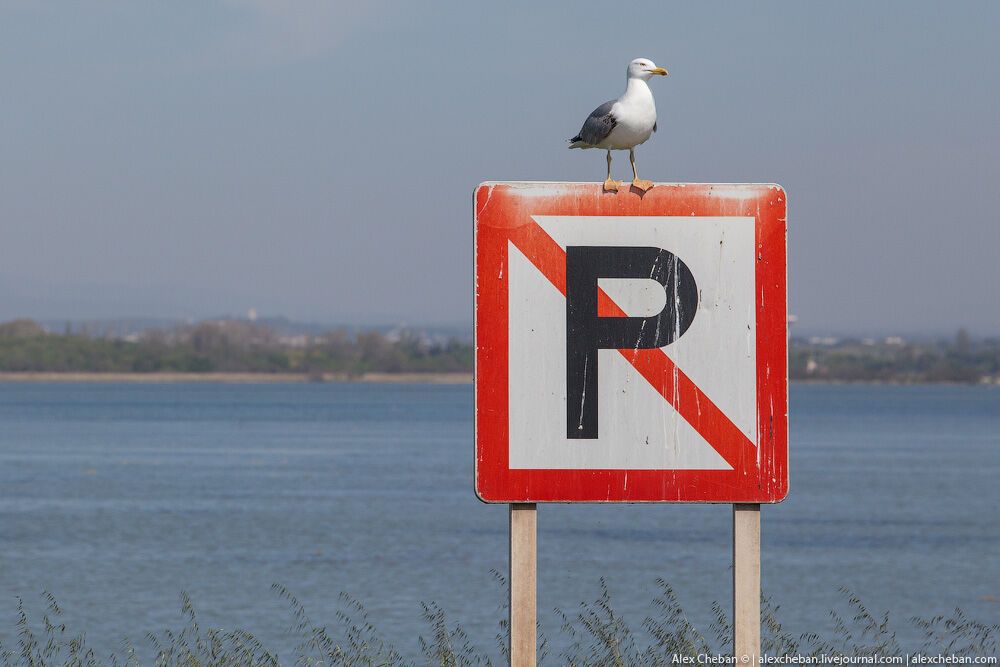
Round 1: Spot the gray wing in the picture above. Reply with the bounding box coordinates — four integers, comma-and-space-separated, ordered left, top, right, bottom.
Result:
571, 100, 617, 146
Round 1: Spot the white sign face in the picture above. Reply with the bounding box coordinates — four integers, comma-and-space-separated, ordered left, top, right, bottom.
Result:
508, 216, 756, 470
474, 182, 788, 504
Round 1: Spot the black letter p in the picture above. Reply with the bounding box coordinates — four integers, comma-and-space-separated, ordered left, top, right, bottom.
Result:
565, 246, 698, 439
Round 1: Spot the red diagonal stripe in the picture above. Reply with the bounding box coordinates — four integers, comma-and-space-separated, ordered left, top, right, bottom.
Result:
508, 219, 758, 471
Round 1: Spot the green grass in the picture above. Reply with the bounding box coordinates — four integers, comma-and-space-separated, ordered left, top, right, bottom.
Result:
1, 579, 996, 666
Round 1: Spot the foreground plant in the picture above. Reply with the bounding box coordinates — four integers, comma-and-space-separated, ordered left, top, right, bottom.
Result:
0, 582, 995, 666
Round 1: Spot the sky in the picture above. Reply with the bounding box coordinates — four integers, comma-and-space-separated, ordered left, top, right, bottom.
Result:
1, 1, 998, 335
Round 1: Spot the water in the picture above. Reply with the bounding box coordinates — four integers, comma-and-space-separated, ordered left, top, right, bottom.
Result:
0, 382, 997, 660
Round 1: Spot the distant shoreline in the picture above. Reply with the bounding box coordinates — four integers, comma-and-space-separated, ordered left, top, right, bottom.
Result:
0, 372, 993, 387
0, 372, 473, 384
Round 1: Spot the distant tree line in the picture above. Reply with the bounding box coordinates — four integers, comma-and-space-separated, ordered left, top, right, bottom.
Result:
789, 329, 1000, 384
0, 319, 472, 376
1, 319, 998, 383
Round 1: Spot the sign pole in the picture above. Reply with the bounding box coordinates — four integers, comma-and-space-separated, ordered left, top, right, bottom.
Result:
509, 503, 537, 667
733, 503, 761, 663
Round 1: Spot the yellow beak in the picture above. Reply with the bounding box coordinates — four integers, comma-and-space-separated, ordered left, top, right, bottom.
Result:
649, 67, 668, 76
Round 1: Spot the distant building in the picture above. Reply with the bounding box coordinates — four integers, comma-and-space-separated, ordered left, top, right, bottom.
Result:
808, 336, 840, 346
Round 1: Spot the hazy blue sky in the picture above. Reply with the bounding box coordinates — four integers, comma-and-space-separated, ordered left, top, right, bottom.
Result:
2, 1, 998, 334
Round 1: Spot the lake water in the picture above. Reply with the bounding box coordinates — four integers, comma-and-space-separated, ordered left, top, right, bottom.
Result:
0, 382, 997, 660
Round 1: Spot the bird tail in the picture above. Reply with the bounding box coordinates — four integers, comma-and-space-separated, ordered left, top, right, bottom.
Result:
568, 136, 588, 149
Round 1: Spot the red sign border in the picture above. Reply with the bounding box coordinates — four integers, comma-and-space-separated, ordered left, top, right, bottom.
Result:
475, 182, 788, 503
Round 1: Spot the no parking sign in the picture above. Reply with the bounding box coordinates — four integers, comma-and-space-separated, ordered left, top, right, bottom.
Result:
474, 182, 788, 503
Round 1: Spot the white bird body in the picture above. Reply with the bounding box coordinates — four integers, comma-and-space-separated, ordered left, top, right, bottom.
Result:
568, 58, 668, 192
594, 78, 657, 150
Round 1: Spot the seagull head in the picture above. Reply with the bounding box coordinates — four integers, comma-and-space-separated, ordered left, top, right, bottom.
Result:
628, 58, 668, 81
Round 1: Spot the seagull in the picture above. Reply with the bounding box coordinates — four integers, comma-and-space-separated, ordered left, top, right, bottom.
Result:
568, 58, 668, 192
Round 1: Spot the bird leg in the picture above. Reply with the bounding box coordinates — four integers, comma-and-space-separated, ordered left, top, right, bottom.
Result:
630, 148, 654, 192
603, 150, 621, 192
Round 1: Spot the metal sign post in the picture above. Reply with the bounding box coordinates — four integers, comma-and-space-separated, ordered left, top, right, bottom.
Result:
509, 503, 537, 667
475, 183, 787, 664
733, 503, 761, 663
